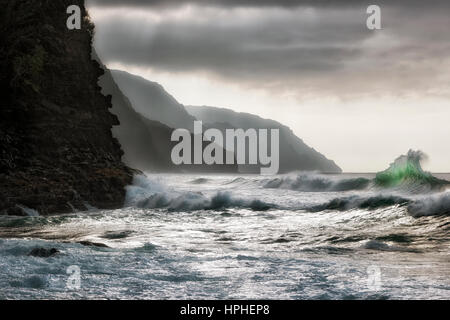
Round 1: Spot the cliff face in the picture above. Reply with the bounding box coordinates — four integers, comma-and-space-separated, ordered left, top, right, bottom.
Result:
111, 70, 197, 132
0, 0, 132, 215
109, 70, 238, 173
97, 63, 172, 172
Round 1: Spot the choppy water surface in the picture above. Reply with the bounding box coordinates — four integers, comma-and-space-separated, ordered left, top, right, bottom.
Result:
0, 173, 449, 299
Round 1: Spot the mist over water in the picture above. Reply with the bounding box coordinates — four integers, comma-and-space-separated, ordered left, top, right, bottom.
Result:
0, 170, 449, 299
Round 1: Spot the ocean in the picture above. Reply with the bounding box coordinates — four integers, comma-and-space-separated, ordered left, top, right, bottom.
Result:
0, 172, 449, 299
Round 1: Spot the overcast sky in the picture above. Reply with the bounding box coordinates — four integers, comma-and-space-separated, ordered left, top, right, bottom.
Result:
87, 0, 450, 172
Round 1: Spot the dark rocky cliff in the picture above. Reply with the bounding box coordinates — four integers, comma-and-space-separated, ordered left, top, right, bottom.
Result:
97, 62, 171, 172
109, 70, 238, 173
0, 0, 132, 215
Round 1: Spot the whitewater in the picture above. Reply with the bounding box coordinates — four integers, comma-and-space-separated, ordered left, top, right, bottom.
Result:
0, 173, 450, 299
0, 169, 449, 299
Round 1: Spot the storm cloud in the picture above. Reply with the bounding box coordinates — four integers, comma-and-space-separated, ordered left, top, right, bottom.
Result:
88, 0, 450, 9
88, 1, 450, 97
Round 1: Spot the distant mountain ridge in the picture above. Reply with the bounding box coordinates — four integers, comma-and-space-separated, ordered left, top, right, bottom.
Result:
110, 70, 341, 174
111, 70, 197, 132
98, 68, 236, 173
186, 105, 342, 173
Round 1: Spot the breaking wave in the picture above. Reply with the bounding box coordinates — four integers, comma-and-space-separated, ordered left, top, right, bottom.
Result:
263, 173, 370, 192
125, 173, 450, 217
264, 150, 449, 194
407, 192, 450, 217
306, 191, 450, 217
374, 150, 449, 192
126, 175, 275, 212
137, 191, 275, 212
308, 194, 410, 212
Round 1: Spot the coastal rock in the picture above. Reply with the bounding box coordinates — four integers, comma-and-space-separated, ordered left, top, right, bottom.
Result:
77, 241, 109, 248
29, 248, 59, 258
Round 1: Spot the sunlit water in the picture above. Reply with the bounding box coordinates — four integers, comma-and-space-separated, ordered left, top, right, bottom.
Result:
0, 173, 449, 299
